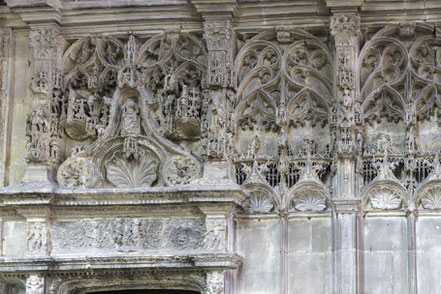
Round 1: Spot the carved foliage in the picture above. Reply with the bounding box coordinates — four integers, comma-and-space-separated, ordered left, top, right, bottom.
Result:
330, 14, 360, 46
164, 156, 199, 186
0, 29, 9, 98
30, 28, 59, 60
57, 157, 95, 188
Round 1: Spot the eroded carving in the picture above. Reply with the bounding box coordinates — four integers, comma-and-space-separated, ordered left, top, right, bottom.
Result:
52, 218, 206, 251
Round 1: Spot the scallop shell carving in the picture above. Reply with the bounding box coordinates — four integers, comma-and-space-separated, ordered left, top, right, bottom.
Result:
420, 186, 441, 210
105, 150, 159, 188
369, 186, 402, 210
242, 193, 274, 214
292, 189, 327, 212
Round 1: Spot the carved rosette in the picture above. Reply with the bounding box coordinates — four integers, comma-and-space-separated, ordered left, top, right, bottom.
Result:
57, 157, 96, 188
163, 156, 200, 186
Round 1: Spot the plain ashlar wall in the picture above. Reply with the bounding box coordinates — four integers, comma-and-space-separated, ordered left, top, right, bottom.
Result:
236, 215, 332, 294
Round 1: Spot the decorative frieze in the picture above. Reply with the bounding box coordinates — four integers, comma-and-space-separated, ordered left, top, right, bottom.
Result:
51, 218, 207, 252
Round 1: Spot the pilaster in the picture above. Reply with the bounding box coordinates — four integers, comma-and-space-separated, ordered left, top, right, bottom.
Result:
329, 4, 361, 293
20, 23, 65, 188
0, 27, 11, 187
332, 199, 361, 294
193, 0, 237, 184
199, 204, 236, 294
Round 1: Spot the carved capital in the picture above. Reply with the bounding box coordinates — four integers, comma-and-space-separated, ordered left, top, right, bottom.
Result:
29, 26, 60, 61
204, 19, 232, 52
206, 270, 225, 294
204, 19, 235, 88
26, 275, 45, 294
332, 199, 361, 214
330, 14, 360, 46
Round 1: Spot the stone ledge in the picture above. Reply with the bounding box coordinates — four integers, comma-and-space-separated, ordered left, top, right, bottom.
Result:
0, 184, 245, 207
0, 253, 243, 272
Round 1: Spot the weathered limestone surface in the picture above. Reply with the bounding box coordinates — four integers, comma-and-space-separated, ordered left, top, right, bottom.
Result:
1, 0, 441, 293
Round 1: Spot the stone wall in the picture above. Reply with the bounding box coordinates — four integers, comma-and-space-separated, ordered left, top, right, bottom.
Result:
1, 0, 441, 293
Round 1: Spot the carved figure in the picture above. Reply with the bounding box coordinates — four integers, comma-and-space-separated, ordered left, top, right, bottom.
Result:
204, 221, 226, 250
27, 222, 45, 252
121, 98, 140, 135
247, 135, 261, 158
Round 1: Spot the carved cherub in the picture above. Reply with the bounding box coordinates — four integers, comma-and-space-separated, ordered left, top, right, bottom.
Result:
27, 222, 45, 252
204, 221, 226, 251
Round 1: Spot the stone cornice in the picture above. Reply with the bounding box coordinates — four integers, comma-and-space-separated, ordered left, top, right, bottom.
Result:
0, 253, 243, 273
0, 185, 245, 207
331, 198, 361, 214
326, 0, 362, 9
3, 0, 441, 34
190, 0, 238, 18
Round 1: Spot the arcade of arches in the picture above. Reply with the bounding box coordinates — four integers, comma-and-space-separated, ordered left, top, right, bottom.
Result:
1, 0, 441, 294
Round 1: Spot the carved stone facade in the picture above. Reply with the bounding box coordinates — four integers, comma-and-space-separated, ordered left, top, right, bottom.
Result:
1, 0, 441, 293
